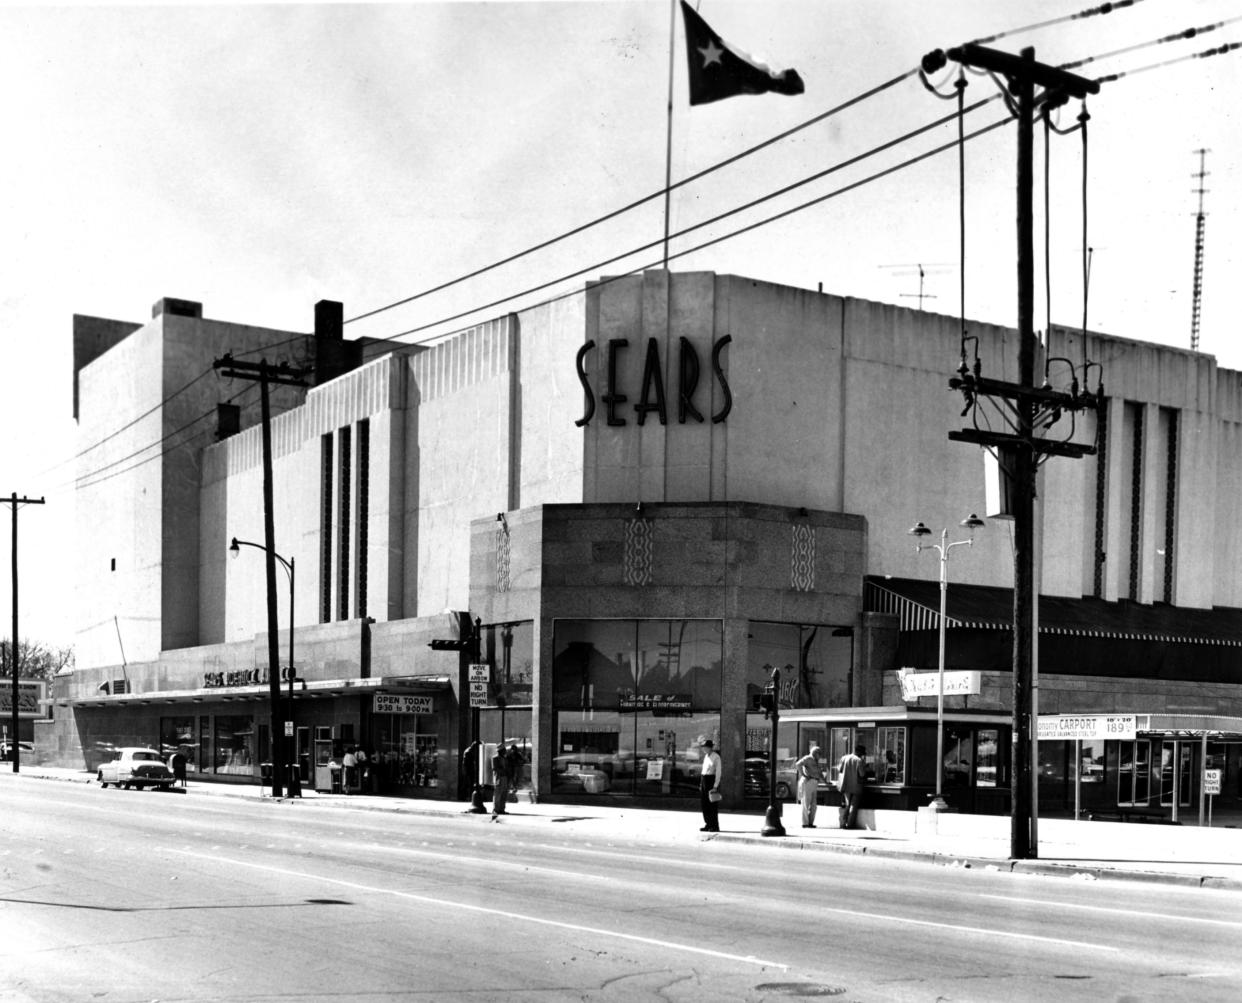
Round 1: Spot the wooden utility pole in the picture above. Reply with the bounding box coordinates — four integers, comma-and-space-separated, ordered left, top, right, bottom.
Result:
924, 44, 1100, 859
213, 356, 307, 797
3, 493, 44, 773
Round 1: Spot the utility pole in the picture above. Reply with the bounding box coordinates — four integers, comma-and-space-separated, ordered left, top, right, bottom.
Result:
3, 493, 44, 774
212, 356, 307, 797
922, 44, 1101, 860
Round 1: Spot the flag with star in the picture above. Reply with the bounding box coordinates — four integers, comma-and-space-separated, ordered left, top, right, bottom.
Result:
680, 1, 805, 106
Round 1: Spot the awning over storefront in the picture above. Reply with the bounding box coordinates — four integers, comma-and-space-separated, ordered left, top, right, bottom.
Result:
865, 576, 1242, 684
58, 675, 452, 709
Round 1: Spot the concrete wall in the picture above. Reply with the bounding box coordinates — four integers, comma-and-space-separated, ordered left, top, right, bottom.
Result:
75, 304, 310, 668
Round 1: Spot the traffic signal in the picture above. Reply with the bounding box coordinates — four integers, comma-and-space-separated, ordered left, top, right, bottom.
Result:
428, 610, 476, 651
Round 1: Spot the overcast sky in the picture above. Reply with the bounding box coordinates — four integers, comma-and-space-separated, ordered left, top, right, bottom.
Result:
2, 0, 1239, 649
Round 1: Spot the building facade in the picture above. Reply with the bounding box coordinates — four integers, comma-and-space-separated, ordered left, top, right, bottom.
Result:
44, 271, 1242, 818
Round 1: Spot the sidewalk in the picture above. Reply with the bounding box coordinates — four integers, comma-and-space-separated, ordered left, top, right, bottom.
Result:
9, 765, 1242, 890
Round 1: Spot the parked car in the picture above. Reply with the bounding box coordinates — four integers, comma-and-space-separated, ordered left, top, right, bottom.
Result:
0, 741, 33, 762
97, 747, 176, 791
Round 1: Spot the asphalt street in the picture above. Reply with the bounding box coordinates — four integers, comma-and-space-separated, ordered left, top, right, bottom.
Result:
3, 774, 1242, 1002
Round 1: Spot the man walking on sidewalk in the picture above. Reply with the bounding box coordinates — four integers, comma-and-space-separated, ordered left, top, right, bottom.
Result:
837, 743, 865, 830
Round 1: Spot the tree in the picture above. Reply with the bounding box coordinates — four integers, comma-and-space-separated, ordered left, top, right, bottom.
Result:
0, 639, 74, 681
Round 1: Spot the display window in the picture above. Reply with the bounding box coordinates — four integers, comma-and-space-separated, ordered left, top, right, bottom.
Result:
480, 621, 534, 707
552, 710, 720, 797
372, 713, 442, 790
552, 618, 722, 712
214, 715, 256, 775
159, 716, 198, 771
479, 708, 532, 789
746, 621, 852, 710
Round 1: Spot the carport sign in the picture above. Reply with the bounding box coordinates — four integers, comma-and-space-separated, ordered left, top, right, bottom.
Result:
1037, 714, 1137, 741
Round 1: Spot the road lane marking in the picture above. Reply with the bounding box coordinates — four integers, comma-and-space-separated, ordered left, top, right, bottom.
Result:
816, 905, 1119, 951
980, 894, 1242, 928
167, 849, 788, 970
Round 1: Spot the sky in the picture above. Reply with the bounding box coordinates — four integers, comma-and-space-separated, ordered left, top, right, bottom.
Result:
1, 0, 1239, 650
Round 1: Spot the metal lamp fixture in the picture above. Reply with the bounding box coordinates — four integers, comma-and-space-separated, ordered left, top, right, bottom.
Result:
230, 535, 301, 798
909, 514, 985, 810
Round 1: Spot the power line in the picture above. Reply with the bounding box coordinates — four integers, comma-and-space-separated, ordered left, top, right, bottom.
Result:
53, 13, 1192, 480
381, 114, 1016, 345
342, 69, 919, 327
61, 29, 1239, 489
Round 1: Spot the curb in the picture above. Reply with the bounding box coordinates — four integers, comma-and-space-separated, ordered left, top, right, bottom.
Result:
713, 831, 1242, 891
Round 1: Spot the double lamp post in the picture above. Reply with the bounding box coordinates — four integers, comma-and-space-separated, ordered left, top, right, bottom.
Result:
230, 536, 301, 798
908, 514, 984, 810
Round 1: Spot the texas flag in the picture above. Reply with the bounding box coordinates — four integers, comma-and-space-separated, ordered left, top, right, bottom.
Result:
680, 1, 805, 106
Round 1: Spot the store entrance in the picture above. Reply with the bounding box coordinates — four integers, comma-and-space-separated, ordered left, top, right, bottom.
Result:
372, 711, 442, 795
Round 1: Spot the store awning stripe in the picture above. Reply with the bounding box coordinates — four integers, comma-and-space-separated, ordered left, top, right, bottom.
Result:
865, 576, 1242, 646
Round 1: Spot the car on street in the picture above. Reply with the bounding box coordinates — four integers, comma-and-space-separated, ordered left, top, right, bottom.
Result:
97, 747, 176, 791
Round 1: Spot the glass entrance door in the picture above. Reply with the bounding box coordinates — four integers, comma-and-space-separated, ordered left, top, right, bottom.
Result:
1159, 740, 1192, 807
1117, 740, 1151, 805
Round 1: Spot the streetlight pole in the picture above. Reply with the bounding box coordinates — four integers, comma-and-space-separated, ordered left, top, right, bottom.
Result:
230, 536, 300, 798
909, 514, 984, 809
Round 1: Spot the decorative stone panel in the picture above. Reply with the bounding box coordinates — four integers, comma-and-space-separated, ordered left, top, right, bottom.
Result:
496, 522, 511, 593
624, 517, 653, 586
791, 523, 816, 591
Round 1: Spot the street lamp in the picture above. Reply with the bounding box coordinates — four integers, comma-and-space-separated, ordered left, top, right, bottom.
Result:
909, 514, 985, 810
230, 536, 301, 798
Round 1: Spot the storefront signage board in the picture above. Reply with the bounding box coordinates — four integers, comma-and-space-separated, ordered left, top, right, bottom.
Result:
374, 694, 434, 715
0, 680, 43, 717
619, 693, 692, 712
1036, 714, 1137, 741
896, 669, 981, 700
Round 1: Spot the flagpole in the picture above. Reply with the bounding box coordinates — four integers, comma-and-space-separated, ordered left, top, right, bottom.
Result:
663, 0, 676, 268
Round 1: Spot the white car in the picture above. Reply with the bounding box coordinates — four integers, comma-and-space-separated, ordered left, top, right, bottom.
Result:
98, 747, 176, 791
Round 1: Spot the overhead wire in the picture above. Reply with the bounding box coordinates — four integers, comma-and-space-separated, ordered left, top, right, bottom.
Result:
343, 69, 920, 327
376, 96, 1006, 344
59, 71, 924, 476
55, 5, 1181, 479
63, 14, 1238, 489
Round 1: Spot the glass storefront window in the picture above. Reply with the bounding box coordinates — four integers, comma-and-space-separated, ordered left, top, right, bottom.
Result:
199, 716, 212, 774
827, 727, 852, 785
943, 727, 972, 787
743, 715, 798, 800
1080, 739, 1105, 783
479, 708, 532, 789
553, 709, 719, 797
373, 713, 443, 790
553, 618, 722, 713
551, 618, 722, 797
976, 729, 1000, 788
481, 621, 534, 707
877, 727, 906, 784
160, 717, 197, 771
747, 621, 852, 710
215, 715, 256, 775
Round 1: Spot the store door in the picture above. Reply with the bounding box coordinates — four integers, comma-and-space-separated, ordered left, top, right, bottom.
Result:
1159, 740, 1192, 808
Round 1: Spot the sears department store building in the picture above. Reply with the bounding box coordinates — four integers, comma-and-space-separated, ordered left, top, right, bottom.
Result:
44, 271, 1242, 818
